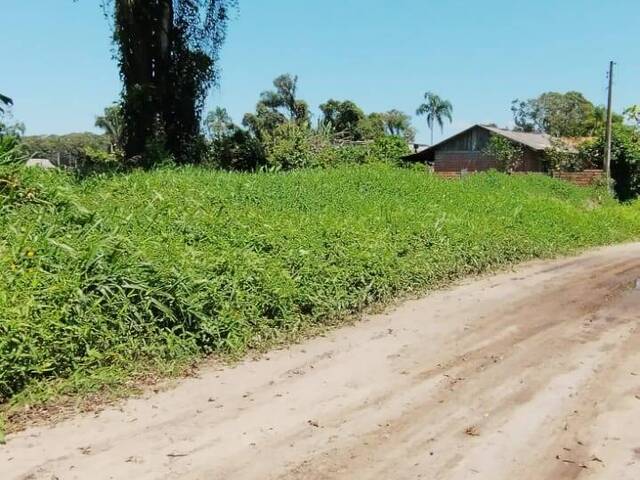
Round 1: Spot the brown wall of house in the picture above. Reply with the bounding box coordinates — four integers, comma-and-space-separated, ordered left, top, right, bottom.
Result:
520, 149, 544, 172
434, 149, 544, 173
434, 152, 496, 172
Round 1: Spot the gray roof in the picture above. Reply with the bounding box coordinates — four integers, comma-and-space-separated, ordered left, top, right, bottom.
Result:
403, 124, 576, 162
480, 125, 555, 151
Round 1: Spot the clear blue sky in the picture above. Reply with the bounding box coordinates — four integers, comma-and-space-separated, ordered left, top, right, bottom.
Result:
3, 0, 639, 143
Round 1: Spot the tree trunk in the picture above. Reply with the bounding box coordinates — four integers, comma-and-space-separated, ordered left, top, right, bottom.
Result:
115, 0, 173, 164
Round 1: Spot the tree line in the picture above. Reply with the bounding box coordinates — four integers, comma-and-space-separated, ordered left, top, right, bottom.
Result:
1, 0, 639, 197
88, 72, 447, 171
91, 1, 454, 168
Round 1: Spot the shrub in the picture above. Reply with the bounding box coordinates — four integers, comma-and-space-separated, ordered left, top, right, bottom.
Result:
208, 116, 412, 172
544, 139, 586, 172
208, 129, 265, 171
1, 165, 639, 405
0, 136, 23, 167
368, 135, 412, 164
0, 114, 25, 168
265, 123, 320, 170
484, 134, 524, 173
579, 124, 640, 200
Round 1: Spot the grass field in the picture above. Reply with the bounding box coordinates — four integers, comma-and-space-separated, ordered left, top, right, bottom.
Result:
2, 164, 640, 414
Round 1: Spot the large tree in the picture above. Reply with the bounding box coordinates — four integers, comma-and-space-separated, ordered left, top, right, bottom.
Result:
511, 91, 597, 137
383, 109, 415, 142
243, 74, 310, 140
318, 101, 416, 142
319, 99, 365, 140
102, 0, 235, 165
205, 107, 236, 140
416, 92, 453, 144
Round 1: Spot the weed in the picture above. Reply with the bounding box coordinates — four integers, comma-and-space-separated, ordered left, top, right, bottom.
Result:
1, 165, 639, 412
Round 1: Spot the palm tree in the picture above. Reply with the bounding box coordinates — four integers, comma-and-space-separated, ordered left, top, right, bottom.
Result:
0, 94, 13, 114
383, 109, 416, 142
416, 92, 453, 145
95, 103, 124, 152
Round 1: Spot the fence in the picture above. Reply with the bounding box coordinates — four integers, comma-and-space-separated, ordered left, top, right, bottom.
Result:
550, 169, 604, 187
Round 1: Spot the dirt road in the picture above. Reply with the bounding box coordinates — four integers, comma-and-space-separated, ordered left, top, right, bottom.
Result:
3, 243, 640, 480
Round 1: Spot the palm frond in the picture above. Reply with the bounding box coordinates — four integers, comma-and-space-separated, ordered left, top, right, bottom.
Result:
0, 93, 13, 114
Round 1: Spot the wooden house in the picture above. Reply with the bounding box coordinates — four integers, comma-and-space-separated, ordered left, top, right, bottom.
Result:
404, 124, 571, 173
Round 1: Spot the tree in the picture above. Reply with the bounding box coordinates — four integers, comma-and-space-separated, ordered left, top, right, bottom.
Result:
624, 105, 640, 127
319, 99, 365, 140
416, 92, 453, 144
0, 94, 12, 115
204, 107, 236, 140
242, 74, 310, 140
203, 106, 266, 170
263, 74, 310, 125
511, 92, 597, 137
101, 0, 236, 165
95, 103, 124, 152
357, 113, 386, 141
382, 109, 415, 142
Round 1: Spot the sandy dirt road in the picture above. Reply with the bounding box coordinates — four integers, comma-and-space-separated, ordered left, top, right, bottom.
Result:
3, 243, 640, 480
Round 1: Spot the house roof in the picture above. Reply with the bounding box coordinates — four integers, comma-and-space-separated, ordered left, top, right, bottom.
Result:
403, 124, 576, 162
480, 125, 555, 151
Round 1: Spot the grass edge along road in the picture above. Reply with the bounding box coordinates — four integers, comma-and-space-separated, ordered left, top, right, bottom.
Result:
1, 164, 640, 430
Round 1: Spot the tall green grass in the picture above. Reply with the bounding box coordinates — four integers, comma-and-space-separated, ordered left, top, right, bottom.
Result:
1, 165, 639, 406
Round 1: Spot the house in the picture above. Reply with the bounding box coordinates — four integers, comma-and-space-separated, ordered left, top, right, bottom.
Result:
403, 124, 573, 173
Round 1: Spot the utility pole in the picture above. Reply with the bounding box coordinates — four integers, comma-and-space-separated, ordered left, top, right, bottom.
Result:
604, 61, 615, 188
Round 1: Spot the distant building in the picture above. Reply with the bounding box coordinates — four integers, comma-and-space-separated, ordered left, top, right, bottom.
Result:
403, 124, 575, 173
25, 158, 57, 169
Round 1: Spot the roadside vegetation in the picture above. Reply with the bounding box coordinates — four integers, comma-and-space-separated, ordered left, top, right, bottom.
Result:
2, 164, 640, 414
2, 1, 640, 437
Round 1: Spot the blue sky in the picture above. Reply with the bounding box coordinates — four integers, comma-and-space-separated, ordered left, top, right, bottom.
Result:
3, 0, 639, 143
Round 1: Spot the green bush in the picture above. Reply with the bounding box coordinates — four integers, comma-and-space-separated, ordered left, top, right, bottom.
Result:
544, 139, 587, 172
1, 165, 639, 405
210, 115, 412, 172
328, 136, 411, 167
368, 135, 412, 164
264, 131, 411, 170
579, 124, 640, 200
0, 136, 24, 167
208, 129, 265, 171
484, 134, 524, 173
265, 123, 321, 170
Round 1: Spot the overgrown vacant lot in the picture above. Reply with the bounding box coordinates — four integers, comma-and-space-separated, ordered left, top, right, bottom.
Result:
1, 165, 640, 407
